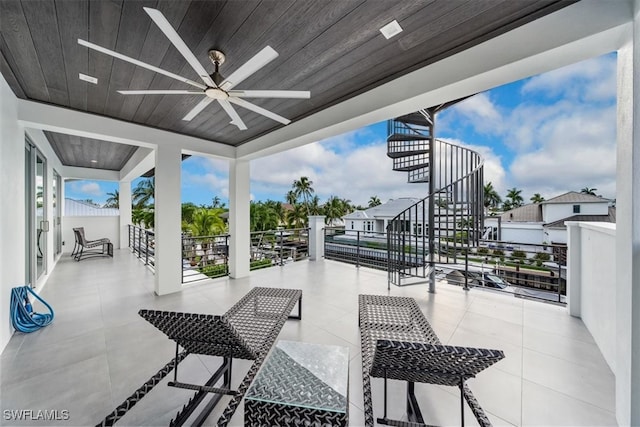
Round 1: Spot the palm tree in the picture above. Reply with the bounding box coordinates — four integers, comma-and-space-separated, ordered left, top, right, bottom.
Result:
133, 178, 155, 209
308, 195, 322, 215
483, 182, 502, 210
292, 176, 314, 216
324, 196, 345, 225
250, 202, 280, 232
581, 187, 598, 196
211, 196, 225, 208
104, 190, 119, 208
189, 208, 225, 236
286, 203, 307, 228
506, 187, 524, 208
368, 196, 381, 207
530, 193, 545, 203
285, 190, 298, 205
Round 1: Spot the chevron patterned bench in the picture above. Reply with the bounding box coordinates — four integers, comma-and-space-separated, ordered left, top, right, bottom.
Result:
359, 294, 504, 427
97, 287, 302, 427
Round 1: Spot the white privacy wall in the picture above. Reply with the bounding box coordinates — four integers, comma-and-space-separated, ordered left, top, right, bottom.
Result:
567, 222, 617, 371
63, 216, 121, 253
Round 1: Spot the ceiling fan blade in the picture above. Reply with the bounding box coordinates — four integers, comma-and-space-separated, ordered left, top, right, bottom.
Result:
220, 46, 279, 91
228, 97, 290, 125
182, 97, 214, 121
78, 39, 206, 90
143, 7, 216, 88
218, 99, 247, 130
118, 90, 203, 95
228, 90, 310, 99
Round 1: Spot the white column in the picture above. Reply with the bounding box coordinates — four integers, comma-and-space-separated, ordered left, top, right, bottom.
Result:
119, 181, 132, 249
229, 159, 250, 278
616, 11, 640, 425
154, 145, 182, 295
308, 216, 325, 261
565, 222, 582, 317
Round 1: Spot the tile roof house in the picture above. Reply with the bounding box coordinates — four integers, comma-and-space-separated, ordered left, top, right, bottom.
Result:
485, 191, 615, 244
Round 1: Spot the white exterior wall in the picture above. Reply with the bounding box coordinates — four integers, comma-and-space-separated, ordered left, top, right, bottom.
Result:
545, 227, 567, 244
615, 6, 640, 424
500, 223, 544, 245
566, 222, 617, 372
0, 74, 25, 353
63, 216, 120, 252
543, 202, 609, 223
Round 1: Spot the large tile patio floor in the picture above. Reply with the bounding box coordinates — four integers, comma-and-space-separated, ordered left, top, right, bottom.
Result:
1, 250, 617, 426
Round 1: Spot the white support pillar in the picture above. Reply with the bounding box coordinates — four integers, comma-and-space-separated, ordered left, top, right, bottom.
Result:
565, 222, 582, 318
308, 216, 326, 261
615, 7, 640, 424
119, 181, 132, 249
154, 145, 182, 295
229, 159, 250, 279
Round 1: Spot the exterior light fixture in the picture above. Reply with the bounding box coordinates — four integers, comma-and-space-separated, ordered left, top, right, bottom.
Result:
380, 20, 403, 39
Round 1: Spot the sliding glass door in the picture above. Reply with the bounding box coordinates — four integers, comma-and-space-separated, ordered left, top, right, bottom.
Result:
25, 141, 48, 286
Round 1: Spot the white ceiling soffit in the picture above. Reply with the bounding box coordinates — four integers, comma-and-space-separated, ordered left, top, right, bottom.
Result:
236, 0, 633, 161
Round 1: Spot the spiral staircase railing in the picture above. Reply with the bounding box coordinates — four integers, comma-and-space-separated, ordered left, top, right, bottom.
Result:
386, 108, 484, 289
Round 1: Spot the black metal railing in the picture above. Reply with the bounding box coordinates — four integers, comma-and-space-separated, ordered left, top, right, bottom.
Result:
181, 234, 230, 283
324, 228, 393, 270
435, 240, 566, 304
250, 228, 309, 269
128, 224, 155, 269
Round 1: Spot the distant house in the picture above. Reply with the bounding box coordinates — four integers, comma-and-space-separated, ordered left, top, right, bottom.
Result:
484, 191, 615, 245
343, 198, 420, 234
65, 198, 119, 216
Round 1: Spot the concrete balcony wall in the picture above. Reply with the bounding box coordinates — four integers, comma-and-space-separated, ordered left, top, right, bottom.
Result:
566, 222, 617, 371
62, 217, 121, 253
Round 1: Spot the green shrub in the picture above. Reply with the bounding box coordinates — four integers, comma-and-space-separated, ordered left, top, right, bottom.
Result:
477, 247, 489, 255
511, 250, 527, 261
250, 259, 273, 270
492, 249, 504, 257
200, 264, 228, 278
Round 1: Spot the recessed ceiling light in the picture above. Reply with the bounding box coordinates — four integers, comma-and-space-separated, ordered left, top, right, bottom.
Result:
90, 159, 98, 163
380, 20, 403, 40
79, 73, 98, 84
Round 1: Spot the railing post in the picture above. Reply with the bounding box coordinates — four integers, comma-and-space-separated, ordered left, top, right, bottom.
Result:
463, 251, 470, 291
356, 231, 361, 268
145, 231, 149, 265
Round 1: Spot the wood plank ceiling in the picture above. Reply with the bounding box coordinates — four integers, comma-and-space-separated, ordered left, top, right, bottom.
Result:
1, 0, 574, 170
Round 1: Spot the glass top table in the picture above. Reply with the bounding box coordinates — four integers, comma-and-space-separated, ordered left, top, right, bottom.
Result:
245, 340, 349, 423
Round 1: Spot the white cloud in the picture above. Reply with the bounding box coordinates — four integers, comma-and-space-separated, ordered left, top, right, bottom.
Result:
509, 105, 616, 199
450, 93, 504, 135
521, 54, 616, 101
70, 181, 103, 197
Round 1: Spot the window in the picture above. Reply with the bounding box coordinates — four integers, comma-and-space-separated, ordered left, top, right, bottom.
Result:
573, 204, 580, 213
350, 221, 354, 229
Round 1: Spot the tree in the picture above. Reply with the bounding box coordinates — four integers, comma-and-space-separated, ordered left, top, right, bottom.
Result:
104, 190, 119, 208
286, 203, 307, 228
530, 193, 545, 203
324, 195, 346, 225
581, 187, 598, 196
189, 208, 225, 236
285, 190, 298, 205
368, 196, 381, 207
308, 195, 322, 215
133, 178, 155, 208
211, 196, 225, 208
505, 187, 524, 208
250, 202, 280, 232
292, 176, 314, 216
483, 182, 502, 210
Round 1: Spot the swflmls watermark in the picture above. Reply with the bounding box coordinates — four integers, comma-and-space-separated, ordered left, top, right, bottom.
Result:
3, 409, 70, 421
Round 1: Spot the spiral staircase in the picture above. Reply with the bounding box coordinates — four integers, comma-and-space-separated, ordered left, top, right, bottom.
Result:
386, 103, 484, 289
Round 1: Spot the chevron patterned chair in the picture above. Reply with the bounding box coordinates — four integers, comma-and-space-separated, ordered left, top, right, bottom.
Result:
359, 294, 504, 427
97, 287, 302, 427
72, 227, 112, 261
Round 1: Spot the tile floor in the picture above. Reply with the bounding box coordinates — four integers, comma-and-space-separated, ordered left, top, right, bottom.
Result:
0, 250, 617, 426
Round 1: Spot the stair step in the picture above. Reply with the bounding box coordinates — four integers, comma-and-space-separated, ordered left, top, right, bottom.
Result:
396, 112, 432, 127
387, 149, 429, 159
387, 133, 430, 142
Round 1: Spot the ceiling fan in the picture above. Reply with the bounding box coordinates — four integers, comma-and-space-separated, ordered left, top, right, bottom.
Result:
77, 7, 310, 131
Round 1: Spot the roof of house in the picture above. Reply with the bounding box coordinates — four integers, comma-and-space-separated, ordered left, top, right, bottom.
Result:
65, 198, 119, 216
544, 207, 616, 228
541, 191, 610, 204
344, 198, 420, 220
499, 203, 543, 223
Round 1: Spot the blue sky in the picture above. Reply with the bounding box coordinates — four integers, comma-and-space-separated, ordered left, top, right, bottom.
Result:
66, 52, 617, 207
